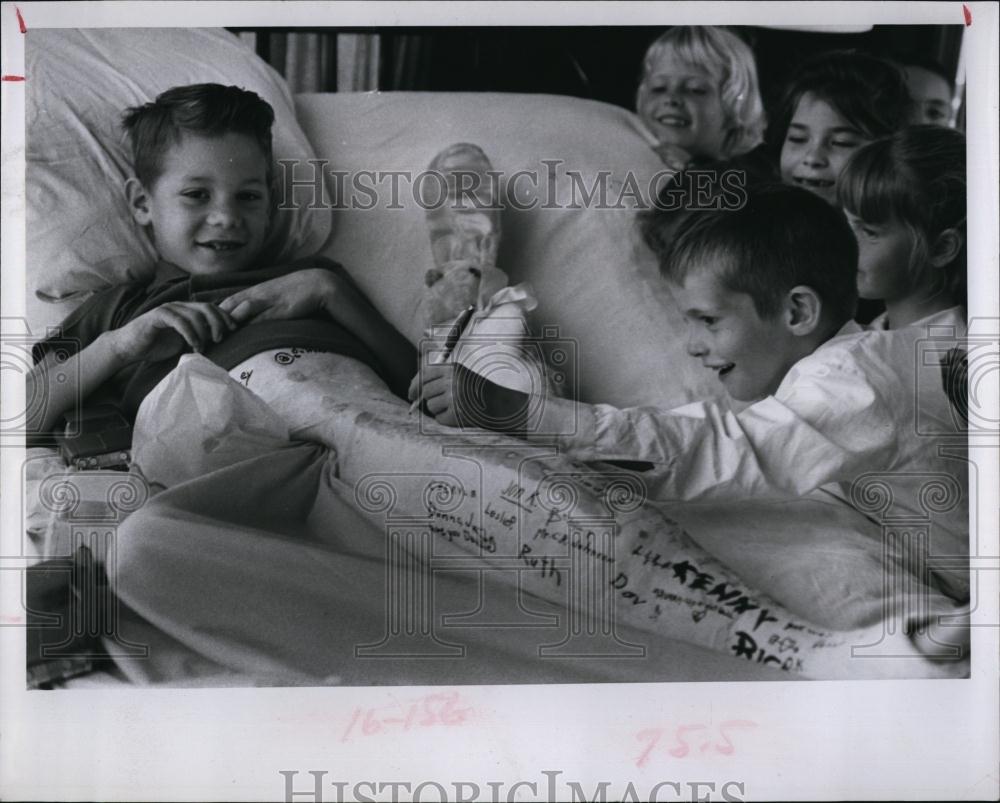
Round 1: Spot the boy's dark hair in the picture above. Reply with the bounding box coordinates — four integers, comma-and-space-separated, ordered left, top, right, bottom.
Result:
771, 50, 911, 150
894, 53, 955, 90
661, 183, 859, 324
638, 149, 778, 257
122, 83, 275, 188
839, 125, 967, 307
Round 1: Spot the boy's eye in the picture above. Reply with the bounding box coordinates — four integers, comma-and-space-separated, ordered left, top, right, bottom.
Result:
785, 134, 808, 145
182, 189, 209, 200
238, 191, 265, 202
699, 316, 718, 326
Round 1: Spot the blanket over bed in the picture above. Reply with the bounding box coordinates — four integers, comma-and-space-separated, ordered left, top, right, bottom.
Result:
107, 353, 968, 684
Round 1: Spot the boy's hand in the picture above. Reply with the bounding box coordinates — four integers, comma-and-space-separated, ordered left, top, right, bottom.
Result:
220, 268, 348, 324
109, 302, 237, 364
409, 362, 530, 433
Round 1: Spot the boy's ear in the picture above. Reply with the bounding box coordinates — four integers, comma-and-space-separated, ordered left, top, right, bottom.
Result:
784, 285, 823, 336
125, 178, 153, 226
929, 227, 964, 268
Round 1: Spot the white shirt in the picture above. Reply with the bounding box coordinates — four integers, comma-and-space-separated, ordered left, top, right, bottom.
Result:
866, 305, 965, 334
542, 318, 970, 599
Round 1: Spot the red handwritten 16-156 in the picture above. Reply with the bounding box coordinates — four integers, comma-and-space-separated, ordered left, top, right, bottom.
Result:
342, 692, 472, 742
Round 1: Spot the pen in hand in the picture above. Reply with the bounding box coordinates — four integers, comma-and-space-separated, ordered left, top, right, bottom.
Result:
410, 305, 476, 416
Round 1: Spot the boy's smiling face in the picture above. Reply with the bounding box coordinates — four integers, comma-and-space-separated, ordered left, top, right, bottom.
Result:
130, 131, 271, 276
780, 93, 869, 206
638, 51, 728, 160
670, 267, 804, 402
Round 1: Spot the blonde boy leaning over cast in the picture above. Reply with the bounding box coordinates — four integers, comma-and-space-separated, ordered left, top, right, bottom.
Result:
413, 184, 969, 603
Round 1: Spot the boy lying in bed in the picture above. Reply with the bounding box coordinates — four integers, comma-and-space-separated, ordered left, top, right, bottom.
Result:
412, 184, 970, 603
27, 83, 415, 435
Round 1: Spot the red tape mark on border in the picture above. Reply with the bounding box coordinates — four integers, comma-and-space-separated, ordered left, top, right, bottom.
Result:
16, 5, 27, 33
2, 75, 26, 82
963, 4, 972, 25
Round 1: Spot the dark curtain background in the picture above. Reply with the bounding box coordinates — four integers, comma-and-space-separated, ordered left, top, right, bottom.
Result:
227, 25, 965, 128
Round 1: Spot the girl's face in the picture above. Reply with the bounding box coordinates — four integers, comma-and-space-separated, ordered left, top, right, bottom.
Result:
844, 211, 918, 301
904, 65, 952, 126
638, 51, 728, 160
780, 93, 870, 206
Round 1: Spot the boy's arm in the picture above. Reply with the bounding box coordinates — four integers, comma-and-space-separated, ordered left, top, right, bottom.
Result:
28, 301, 236, 434
413, 360, 898, 502
541, 375, 898, 502
27, 333, 129, 435
219, 262, 417, 397
321, 283, 417, 398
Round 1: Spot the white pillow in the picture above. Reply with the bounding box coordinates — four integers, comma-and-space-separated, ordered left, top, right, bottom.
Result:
295, 91, 722, 409
26, 29, 331, 319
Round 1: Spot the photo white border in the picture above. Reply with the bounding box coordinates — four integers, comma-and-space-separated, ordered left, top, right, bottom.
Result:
1, 2, 997, 801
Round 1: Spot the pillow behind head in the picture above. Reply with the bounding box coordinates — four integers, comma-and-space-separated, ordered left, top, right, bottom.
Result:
26, 28, 331, 313
296, 91, 724, 409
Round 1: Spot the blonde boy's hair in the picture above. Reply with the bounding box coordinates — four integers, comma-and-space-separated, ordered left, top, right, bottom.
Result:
638, 26, 766, 159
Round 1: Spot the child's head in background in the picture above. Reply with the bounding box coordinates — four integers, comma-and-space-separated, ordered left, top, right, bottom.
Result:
899, 57, 954, 126
839, 125, 966, 329
637, 26, 766, 167
637, 148, 778, 259
655, 184, 858, 402
777, 51, 910, 206
122, 83, 275, 277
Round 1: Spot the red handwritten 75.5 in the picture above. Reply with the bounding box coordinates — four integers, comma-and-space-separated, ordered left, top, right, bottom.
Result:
635, 721, 758, 767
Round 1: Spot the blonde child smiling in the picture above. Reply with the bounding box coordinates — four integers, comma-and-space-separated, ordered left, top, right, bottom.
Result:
636, 26, 767, 170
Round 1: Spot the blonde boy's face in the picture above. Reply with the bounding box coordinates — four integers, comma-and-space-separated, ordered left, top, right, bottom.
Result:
670, 268, 801, 402
780, 93, 870, 206
638, 51, 728, 160
131, 131, 271, 276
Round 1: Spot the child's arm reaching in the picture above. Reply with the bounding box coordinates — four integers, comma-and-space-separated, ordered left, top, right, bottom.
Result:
218, 262, 417, 397
411, 358, 898, 503
27, 301, 236, 434
410, 361, 533, 433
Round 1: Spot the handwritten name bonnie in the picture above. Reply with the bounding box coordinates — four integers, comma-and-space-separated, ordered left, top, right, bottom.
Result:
425, 505, 497, 554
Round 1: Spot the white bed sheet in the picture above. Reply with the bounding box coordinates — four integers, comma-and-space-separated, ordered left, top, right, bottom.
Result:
104, 354, 966, 684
